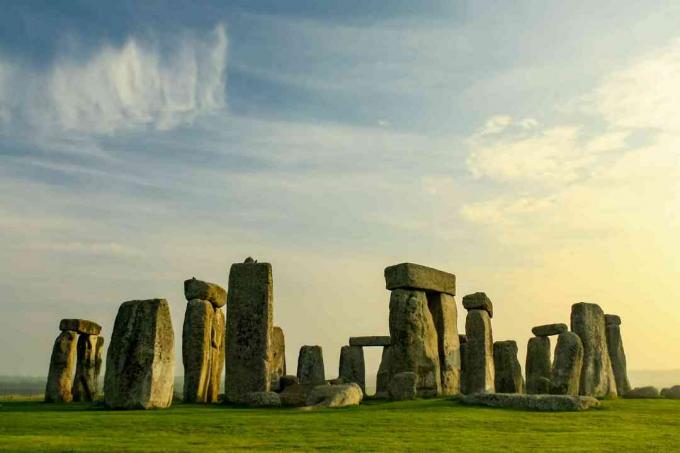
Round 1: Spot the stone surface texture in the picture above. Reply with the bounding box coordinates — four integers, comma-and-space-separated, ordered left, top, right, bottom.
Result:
375, 346, 392, 398
388, 372, 418, 401
604, 314, 621, 326
384, 263, 456, 295
462, 293, 493, 318
461, 393, 600, 411
225, 262, 273, 403
208, 307, 225, 402
464, 309, 494, 394
339, 346, 365, 393
493, 340, 524, 394
571, 302, 617, 398
184, 278, 227, 308
388, 289, 442, 397
45, 330, 78, 403
94, 336, 104, 395
349, 336, 391, 347
661, 386, 680, 399
297, 345, 325, 385
270, 326, 286, 392
551, 332, 584, 396
278, 375, 299, 392
279, 383, 319, 407
182, 299, 213, 403
526, 336, 551, 394
59, 319, 101, 336
605, 316, 631, 396
427, 292, 461, 396
244, 391, 282, 407
72, 334, 98, 402
460, 340, 467, 394
306, 383, 363, 408
624, 386, 659, 399
531, 323, 568, 337
104, 299, 175, 409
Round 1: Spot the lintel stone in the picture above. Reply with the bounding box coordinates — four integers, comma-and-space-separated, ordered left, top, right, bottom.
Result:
59, 319, 101, 336
349, 336, 391, 347
532, 323, 568, 337
384, 263, 456, 295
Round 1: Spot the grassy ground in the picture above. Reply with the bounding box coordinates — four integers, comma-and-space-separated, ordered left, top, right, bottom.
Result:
0, 397, 678, 452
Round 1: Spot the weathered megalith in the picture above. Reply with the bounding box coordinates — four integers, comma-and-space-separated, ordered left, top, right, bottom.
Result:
461, 393, 600, 411
244, 391, 282, 407
208, 307, 225, 402
72, 334, 99, 402
531, 323, 568, 337
661, 386, 680, 399
184, 277, 227, 308
462, 292, 493, 318
459, 334, 468, 394
104, 299, 174, 409
571, 302, 617, 398
45, 330, 78, 403
493, 340, 524, 394
605, 314, 631, 396
526, 336, 551, 394
297, 345, 325, 385
384, 262, 456, 295
270, 326, 286, 392
339, 345, 365, 393
388, 371, 418, 401
388, 289, 441, 397
624, 386, 659, 399
551, 331, 583, 396
182, 299, 214, 403
349, 336, 391, 347
94, 336, 104, 395
427, 292, 460, 396
464, 306, 494, 394
306, 383, 363, 408
59, 319, 102, 336
225, 260, 273, 403
375, 346, 392, 398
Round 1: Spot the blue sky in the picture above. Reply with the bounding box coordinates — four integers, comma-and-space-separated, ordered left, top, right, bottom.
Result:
1, 1, 680, 379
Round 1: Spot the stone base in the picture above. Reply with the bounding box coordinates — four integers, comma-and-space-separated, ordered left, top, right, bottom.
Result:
460, 393, 600, 411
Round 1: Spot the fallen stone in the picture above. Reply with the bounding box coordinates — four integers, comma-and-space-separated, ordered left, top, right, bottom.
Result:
493, 340, 524, 394
279, 383, 320, 407
427, 292, 461, 396
462, 293, 493, 318
571, 302, 617, 398
526, 336, 551, 394
94, 336, 104, 395
45, 330, 78, 403
464, 309, 494, 394
339, 346, 365, 393
208, 307, 225, 403
182, 299, 213, 403
270, 326, 286, 392
389, 289, 442, 397
297, 345, 325, 385
244, 391, 282, 407
661, 386, 680, 399
388, 372, 417, 401
306, 383, 363, 408
72, 334, 98, 402
184, 277, 227, 308
605, 314, 631, 396
278, 375, 299, 392
104, 299, 174, 409
225, 261, 273, 403
59, 319, 101, 336
461, 393, 600, 411
375, 346, 392, 397
349, 336, 391, 347
384, 263, 456, 295
551, 332, 583, 396
624, 386, 660, 399
531, 323, 568, 337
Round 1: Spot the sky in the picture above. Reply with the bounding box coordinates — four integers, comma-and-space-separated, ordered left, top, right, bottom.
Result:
1, 1, 680, 385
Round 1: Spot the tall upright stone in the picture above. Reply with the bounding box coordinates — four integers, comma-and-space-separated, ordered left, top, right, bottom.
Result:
464, 307, 494, 394
208, 307, 225, 402
388, 289, 441, 397
225, 260, 273, 403
270, 326, 286, 391
94, 336, 104, 395
493, 340, 524, 394
551, 331, 583, 395
182, 299, 214, 403
72, 334, 99, 402
104, 299, 175, 409
45, 330, 78, 403
526, 336, 551, 394
375, 346, 392, 397
605, 314, 631, 396
427, 292, 460, 396
459, 335, 468, 394
571, 303, 617, 398
339, 345, 365, 393
297, 345, 325, 385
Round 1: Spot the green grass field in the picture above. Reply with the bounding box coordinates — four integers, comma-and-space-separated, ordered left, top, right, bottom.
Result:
0, 398, 678, 452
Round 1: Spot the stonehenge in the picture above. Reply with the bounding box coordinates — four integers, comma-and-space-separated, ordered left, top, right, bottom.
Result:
551, 332, 583, 396
605, 314, 631, 396
271, 326, 286, 392
339, 346, 365, 393
526, 336, 552, 394
493, 340, 524, 394
45, 319, 102, 403
463, 292, 494, 394
182, 278, 226, 403
297, 345, 325, 385
388, 372, 418, 401
104, 299, 174, 409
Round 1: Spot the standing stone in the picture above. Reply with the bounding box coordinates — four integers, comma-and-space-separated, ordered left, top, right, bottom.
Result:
297, 345, 325, 385
526, 336, 551, 394
571, 302, 617, 398
182, 299, 214, 403
459, 335, 468, 394
72, 334, 99, 402
464, 309, 494, 394
493, 340, 524, 394
104, 299, 174, 409
388, 372, 418, 401
551, 332, 583, 395
94, 336, 104, 395
375, 346, 392, 397
225, 261, 273, 403
389, 289, 441, 397
339, 345, 365, 393
206, 306, 225, 403
605, 314, 631, 396
184, 277, 227, 308
45, 330, 78, 403
270, 326, 286, 391
427, 292, 460, 396
462, 293, 493, 318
